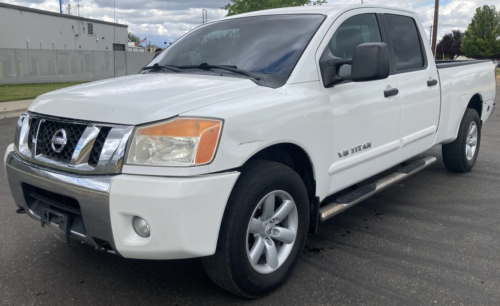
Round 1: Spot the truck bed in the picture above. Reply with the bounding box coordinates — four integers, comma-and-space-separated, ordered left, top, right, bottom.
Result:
432, 60, 496, 146
436, 60, 491, 69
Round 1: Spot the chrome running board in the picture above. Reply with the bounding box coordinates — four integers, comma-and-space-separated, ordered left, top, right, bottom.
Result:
319, 156, 437, 222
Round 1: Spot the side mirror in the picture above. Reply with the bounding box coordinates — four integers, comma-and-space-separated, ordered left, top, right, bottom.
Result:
319, 42, 391, 87
319, 48, 349, 88
351, 43, 390, 82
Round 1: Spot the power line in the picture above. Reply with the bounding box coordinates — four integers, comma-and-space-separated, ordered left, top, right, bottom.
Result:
390, 0, 407, 7
417, 0, 451, 15
412, 0, 431, 7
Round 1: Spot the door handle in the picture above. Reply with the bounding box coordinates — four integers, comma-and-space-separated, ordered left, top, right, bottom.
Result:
384, 88, 399, 98
427, 79, 438, 87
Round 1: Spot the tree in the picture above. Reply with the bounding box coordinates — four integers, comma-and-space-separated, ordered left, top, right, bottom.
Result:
461, 5, 500, 60
436, 30, 464, 60
223, 0, 327, 16
128, 32, 142, 46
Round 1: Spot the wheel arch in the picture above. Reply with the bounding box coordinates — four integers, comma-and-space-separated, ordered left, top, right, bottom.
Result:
467, 94, 483, 122
242, 142, 320, 235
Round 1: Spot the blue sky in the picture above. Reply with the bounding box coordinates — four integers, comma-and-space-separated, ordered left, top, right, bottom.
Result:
3, 0, 495, 47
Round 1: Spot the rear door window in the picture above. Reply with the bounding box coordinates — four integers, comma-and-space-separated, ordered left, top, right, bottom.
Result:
384, 15, 426, 72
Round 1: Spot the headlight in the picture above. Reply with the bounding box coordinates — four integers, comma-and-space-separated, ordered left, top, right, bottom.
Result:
126, 117, 222, 167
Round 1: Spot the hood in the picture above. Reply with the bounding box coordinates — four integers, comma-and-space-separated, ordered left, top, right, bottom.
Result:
28, 73, 266, 125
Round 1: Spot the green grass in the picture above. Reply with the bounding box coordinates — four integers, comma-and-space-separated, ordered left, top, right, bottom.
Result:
0, 82, 85, 102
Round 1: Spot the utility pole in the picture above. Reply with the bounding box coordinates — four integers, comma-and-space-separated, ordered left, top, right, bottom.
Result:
66, 4, 71, 15
76, 1, 84, 17
431, 0, 439, 57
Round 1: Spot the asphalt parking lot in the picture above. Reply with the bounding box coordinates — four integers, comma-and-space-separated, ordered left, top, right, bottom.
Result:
1, 89, 499, 305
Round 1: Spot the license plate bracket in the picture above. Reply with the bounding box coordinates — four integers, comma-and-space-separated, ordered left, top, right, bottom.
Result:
41, 207, 71, 244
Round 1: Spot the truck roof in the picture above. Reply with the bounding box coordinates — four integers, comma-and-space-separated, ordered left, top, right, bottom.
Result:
224, 4, 416, 19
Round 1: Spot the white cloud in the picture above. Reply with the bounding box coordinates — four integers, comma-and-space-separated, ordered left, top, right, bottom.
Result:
3, 0, 495, 46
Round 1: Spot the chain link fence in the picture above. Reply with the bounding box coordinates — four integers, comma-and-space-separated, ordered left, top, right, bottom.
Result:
0, 49, 154, 84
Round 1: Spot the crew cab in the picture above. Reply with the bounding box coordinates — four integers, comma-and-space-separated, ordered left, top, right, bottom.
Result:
3, 5, 497, 297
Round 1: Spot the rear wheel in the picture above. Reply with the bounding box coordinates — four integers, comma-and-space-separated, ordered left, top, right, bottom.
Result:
442, 108, 481, 173
202, 161, 309, 298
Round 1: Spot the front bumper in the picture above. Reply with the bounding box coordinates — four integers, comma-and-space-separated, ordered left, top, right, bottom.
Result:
5, 147, 240, 260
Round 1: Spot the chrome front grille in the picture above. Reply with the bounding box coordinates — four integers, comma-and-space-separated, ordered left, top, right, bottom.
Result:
88, 127, 112, 167
36, 120, 87, 163
16, 113, 133, 174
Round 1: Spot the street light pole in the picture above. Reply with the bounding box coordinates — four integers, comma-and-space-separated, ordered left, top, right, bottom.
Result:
202, 9, 208, 23
429, 26, 433, 45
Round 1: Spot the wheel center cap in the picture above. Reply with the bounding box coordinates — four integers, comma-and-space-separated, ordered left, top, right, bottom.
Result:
265, 225, 274, 236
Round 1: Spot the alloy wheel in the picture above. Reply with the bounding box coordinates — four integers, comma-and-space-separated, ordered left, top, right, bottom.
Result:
465, 121, 478, 160
246, 190, 298, 274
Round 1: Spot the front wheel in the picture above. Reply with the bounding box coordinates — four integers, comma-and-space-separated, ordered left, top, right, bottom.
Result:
202, 161, 309, 298
442, 108, 481, 173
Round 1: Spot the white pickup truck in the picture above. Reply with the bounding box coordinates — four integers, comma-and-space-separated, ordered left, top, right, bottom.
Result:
4, 4, 497, 297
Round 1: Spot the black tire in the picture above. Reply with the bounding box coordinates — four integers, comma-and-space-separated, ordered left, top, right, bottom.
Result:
442, 108, 481, 173
202, 160, 310, 298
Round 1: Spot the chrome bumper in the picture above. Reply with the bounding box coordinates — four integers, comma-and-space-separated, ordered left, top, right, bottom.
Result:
5, 152, 118, 253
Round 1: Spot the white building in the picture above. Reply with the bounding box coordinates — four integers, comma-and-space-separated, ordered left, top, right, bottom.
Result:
0, 2, 128, 51
128, 42, 146, 52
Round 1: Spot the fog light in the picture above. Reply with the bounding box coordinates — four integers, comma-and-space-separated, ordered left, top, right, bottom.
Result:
132, 216, 150, 238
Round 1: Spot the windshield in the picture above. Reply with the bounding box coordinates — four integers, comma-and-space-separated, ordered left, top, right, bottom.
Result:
148, 14, 325, 88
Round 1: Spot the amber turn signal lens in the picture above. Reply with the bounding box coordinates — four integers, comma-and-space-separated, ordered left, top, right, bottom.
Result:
196, 124, 221, 164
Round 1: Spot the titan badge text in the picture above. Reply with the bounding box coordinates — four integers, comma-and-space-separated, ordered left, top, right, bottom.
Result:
338, 142, 372, 158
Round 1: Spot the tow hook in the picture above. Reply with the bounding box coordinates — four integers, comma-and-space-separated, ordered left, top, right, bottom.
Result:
94, 245, 108, 252
94, 240, 113, 252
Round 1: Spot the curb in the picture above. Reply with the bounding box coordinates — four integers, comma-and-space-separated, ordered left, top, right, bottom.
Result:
0, 100, 33, 120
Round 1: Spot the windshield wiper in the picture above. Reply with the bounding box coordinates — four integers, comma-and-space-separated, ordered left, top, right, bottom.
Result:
176, 63, 261, 81
141, 63, 181, 73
